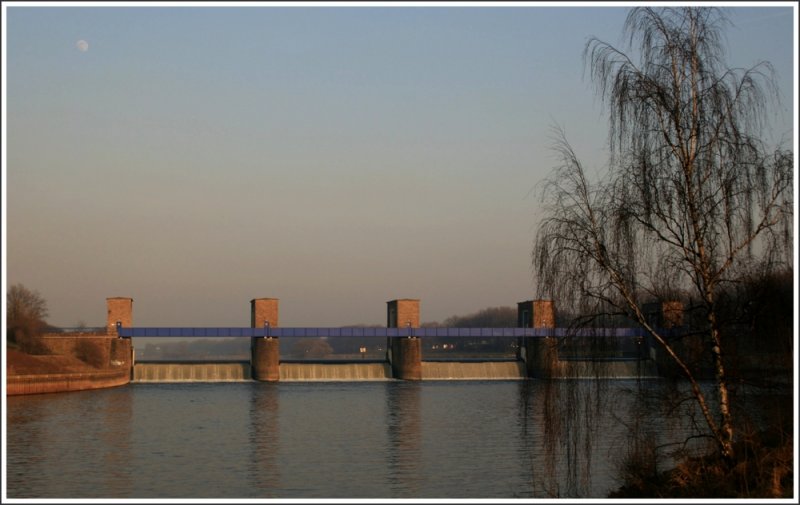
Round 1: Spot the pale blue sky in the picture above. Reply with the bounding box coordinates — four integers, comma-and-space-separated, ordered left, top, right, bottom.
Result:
3, 3, 796, 328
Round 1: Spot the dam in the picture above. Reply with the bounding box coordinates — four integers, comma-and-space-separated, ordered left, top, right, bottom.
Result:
131, 360, 538, 382
133, 361, 252, 382
108, 297, 673, 383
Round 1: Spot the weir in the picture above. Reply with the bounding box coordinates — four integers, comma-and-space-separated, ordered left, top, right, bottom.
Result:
280, 362, 391, 381
130, 359, 658, 382
109, 296, 676, 383
131, 360, 535, 382
130, 361, 525, 382
422, 361, 526, 380
134, 362, 251, 382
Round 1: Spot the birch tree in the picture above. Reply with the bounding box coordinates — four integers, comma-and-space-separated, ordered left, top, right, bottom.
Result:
533, 7, 793, 461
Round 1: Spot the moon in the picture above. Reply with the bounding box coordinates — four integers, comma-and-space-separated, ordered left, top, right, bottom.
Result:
76, 40, 89, 52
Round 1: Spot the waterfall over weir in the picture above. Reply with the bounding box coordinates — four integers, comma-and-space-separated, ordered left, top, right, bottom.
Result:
280, 362, 391, 381
422, 361, 526, 380
134, 362, 251, 382
132, 361, 529, 382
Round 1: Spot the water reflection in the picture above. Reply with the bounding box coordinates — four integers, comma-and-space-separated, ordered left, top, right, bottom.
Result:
385, 381, 422, 495
6, 388, 134, 498
98, 388, 134, 496
7, 395, 52, 496
516, 379, 641, 498
514, 380, 538, 497
248, 383, 281, 495
7, 380, 769, 499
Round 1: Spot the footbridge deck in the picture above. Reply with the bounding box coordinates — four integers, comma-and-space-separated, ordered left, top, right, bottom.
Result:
118, 326, 648, 338
104, 296, 680, 381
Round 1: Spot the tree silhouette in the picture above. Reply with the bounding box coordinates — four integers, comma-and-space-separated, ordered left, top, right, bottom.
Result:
7, 284, 50, 354
533, 7, 792, 462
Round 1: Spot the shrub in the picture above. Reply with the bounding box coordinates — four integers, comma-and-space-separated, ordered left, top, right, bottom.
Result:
6, 284, 50, 354
75, 339, 107, 368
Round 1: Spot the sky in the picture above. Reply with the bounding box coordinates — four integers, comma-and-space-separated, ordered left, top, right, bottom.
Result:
2, 2, 796, 329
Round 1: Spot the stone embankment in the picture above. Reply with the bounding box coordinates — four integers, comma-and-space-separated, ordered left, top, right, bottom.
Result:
7, 369, 131, 395
6, 335, 132, 396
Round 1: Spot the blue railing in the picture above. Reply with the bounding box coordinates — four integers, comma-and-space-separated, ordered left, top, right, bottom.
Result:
117, 326, 648, 338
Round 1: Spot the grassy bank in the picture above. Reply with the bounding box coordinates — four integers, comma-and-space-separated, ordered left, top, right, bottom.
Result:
6, 338, 133, 395
7, 348, 103, 376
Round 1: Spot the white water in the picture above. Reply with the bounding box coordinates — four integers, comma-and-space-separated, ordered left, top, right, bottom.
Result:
422, 361, 525, 380
134, 362, 251, 382
280, 362, 391, 381
132, 359, 659, 382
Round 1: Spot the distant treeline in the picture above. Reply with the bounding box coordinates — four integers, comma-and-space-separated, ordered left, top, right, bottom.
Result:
139, 339, 251, 360
424, 306, 517, 328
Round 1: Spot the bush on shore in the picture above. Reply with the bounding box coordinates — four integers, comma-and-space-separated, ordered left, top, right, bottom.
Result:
611, 431, 793, 498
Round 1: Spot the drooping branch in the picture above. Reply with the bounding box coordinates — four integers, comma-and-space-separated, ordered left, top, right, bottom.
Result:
534, 7, 792, 462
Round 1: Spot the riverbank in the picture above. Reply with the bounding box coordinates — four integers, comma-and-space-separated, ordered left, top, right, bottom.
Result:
609, 435, 794, 498
7, 368, 131, 395
608, 384, 794, 499
8, 348, 100, 374
6, 339, 132, 395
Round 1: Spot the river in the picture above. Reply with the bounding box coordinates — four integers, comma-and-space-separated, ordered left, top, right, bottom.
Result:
6, 379, 718, 499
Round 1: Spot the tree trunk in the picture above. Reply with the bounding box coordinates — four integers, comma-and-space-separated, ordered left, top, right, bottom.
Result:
708, 312, 736, 461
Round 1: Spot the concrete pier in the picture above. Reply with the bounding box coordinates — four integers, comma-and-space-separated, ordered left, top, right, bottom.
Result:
518, 299, 558, 378
387, 299, 422, 380
251, 298, 280, 382
107, 297, 135, 374
114, 295, 669, 383
645, 300, 686, 375
10, 298, 135, 395
107, 297, 133, 335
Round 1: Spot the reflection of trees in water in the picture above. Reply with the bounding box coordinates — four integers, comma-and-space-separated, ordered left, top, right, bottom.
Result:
386, 382, 422, 496
515, 381, 539, 497
526, 368, 782, 497
517, 378, 604, 497
532, 327, 672, 496
248, 384, 281, 495
518, 345, 691, 498
6, 396, 51, 495
540, 377, 609, 497
8, 390, 136, 497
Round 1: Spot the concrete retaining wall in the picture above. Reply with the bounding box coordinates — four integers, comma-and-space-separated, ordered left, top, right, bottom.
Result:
8, 336, 133, 395
6, 369, 131, 395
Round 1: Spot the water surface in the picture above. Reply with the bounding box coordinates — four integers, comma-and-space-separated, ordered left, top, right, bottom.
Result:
7, 380, 702, 498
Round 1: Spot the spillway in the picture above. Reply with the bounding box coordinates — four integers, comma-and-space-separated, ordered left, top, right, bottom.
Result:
133, 362, 251, 382
131, 359, 659, 382
422, 361, 526, 380
279, 362, 391, 381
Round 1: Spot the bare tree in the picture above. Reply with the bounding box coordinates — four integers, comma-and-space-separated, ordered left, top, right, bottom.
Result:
533, 7, 792, 462
7, 283, 50, 353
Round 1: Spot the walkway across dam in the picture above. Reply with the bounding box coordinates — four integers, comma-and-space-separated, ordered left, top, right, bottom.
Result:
102, 296, 683, 382
118, 326, 647, 338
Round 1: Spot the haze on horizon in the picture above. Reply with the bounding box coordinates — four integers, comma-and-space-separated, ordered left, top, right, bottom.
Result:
3, 2, 795, 329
